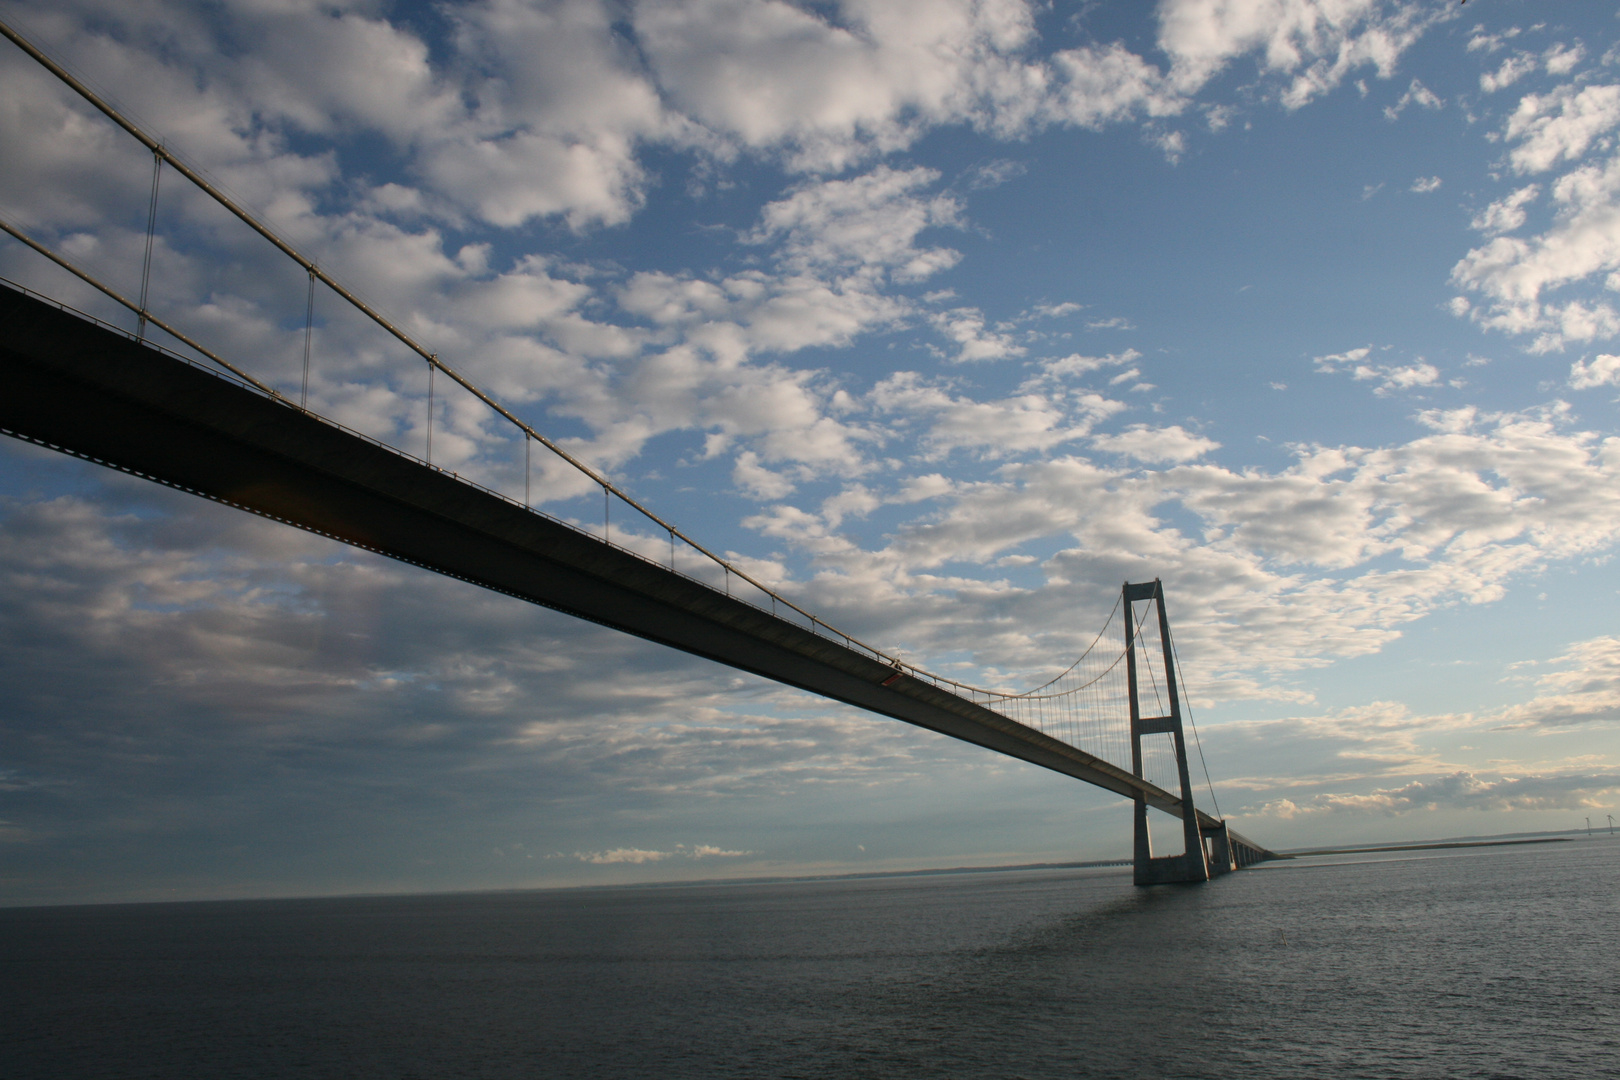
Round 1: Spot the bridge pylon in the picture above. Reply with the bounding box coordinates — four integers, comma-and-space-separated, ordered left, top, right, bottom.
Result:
1124, 579, 1223, 885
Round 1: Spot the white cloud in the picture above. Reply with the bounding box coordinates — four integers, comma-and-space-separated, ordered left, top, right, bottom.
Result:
929, 307, 1026, 362
733, 450, 797, 499
1155, 0, 1443, 108
721, 400, 1620, 714
1492, 635, 1620, 728
1148, 128, 1188, 163
1384, 77, 1442, 121
1504, 84, 1620, 175
1542, 43, 1585, 78
575, 848, 672, 863
962, 158, 1027, 190
1452, 151, 1620, 349
574, 844, 751, 863
1466, 27, 1522, 55
1480, 52, 1536, 94
1570, 354, 1620, 390
1258, 769, 1620, 817
1364, 361, 1438, 393
870, 372, 1113, 457
1045, 43, 1186, 129
1410, 175, 1442, 194
232, 5, 463, 144
1041, 350, 1142, 377
1483, 42, 1581, 97
1091, 424, 1220, 464
1470, 184, 1539, 235
748, 166, 964, 281
1315, 347, 1440, 395
631, 0, 1049, 169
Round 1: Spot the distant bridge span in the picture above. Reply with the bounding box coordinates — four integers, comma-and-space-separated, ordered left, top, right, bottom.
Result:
0, 283, 1274, 881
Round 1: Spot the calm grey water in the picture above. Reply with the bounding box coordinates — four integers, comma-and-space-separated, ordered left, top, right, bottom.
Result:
4, 839, 1619, 1079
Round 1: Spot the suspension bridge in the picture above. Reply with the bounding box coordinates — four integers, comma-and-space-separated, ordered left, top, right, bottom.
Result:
0, 19, 1274, 884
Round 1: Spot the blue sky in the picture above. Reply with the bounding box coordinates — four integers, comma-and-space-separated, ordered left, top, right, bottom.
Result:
5, 0, 1620, 905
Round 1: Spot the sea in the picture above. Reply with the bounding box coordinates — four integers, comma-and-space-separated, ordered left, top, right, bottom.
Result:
3, 837, 1618, 1079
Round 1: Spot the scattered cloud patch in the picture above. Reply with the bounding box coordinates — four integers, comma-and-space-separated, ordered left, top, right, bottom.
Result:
1504, 84, 1620, 175
1452, 149, 1620, 350
930, 307, 1027, 362
1041, 349, 1142, 377
1492, 635, 1620, 728
1570, 354, 1620, 389
1155, 0, 1446, 109
1481, 53, 1537, 94
1091, 424, 1219, 464
963, 158, 1028, 190
573, 844, 753, 865
1384, 78, 1442, 121
1467, 27, 1523, 56
1259, 769, 1620, 817
1470, 184, 1539, 234
749, 166, 964, 281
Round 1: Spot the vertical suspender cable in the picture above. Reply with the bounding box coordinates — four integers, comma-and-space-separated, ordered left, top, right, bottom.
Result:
137, 150, 161, 342
301, 269, 314, 411
426, 358, 435, 464
524, 435, 530, 508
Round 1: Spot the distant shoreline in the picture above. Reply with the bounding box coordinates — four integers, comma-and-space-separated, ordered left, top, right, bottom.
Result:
9, 832, 1609, 910
593, 859, 1136, 891
1283, 837, 1573, 858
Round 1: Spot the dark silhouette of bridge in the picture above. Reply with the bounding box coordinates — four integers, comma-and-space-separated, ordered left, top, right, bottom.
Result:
0, 18, 1273, 883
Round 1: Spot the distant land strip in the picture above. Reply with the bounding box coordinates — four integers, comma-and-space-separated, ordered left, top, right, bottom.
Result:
1284, 837, 1572, 858
590, 859, 1136, 892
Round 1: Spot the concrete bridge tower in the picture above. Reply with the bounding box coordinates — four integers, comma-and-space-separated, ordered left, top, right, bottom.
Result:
1124, 580, 1235, 884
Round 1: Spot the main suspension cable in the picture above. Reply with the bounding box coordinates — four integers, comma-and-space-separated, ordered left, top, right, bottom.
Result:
1166, 622, 1222, 820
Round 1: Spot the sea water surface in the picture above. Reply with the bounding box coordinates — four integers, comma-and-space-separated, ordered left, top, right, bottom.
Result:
4, 838, 1618, 1078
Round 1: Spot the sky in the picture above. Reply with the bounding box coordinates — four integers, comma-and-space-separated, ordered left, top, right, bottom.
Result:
4, 0, 1620, 907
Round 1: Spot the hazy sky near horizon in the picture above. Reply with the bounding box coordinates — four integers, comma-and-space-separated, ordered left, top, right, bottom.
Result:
5, 0, 1620, 906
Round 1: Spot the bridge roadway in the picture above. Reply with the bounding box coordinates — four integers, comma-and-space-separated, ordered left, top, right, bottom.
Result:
0, 283, 1238, 836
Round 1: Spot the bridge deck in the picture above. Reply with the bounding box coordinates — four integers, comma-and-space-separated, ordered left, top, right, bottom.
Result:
1, 284, 1222, 826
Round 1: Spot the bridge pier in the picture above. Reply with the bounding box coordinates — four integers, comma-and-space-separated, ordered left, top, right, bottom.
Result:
1202, 819, 1235, 877
1133, 797, 1209, 885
